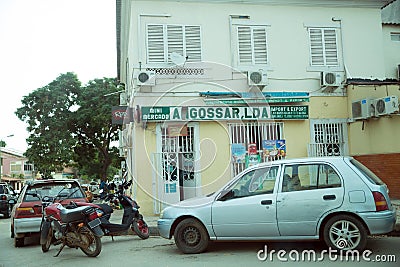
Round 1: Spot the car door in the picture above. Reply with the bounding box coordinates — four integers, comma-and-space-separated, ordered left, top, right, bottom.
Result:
211, 165, 280, 238
277, 162, 344, 236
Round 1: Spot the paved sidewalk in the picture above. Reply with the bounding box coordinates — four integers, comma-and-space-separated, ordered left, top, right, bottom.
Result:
109, 199, 400, 237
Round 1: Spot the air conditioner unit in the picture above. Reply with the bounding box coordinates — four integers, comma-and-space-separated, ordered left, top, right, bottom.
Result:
321, 72, 343, 87
351, 98, 375, 120
248, 70, 268, 86
374, 95, 399, 116
136, 71, 156, 86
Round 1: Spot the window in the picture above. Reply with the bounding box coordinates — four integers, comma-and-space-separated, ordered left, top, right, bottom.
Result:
308, 28, 339, 67
391, 32, 400, 42
234, 25, 268, 66
229, 122, 284, 176
230, 166, 278, 198
282, 163, 341, 192
309, 120, 348, 157
146, 24, 202, 64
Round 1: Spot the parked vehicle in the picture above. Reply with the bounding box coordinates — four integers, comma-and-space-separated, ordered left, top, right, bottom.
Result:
74, 180, 149, 240
158, 157, 397, 254
0, 182, 17, 218
39, 187, 104, 257
10, 179, 88, 247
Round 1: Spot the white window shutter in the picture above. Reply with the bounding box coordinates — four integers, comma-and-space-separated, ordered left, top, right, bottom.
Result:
309, 28, 324, 66
167, 25, 184, 62
184, 26, 202, 62
147, 24, 166, 63
238, 26, 253, 65
253, 27, 268, 65
323, 29, 338, 66
309, 28, 338, 67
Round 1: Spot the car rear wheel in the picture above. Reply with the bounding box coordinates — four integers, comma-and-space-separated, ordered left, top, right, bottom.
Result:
174, 218, 209, 254
323, 214, 367, 251
14, 237, 24, 247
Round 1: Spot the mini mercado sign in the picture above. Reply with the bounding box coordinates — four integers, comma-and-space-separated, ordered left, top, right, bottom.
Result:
142, 105, 308, 121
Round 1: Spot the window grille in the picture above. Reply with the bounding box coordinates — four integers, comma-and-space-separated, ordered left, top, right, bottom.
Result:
229, 122, 284, 176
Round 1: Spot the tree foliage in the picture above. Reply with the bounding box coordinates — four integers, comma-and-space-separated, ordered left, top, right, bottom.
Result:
15, 73, 121, 180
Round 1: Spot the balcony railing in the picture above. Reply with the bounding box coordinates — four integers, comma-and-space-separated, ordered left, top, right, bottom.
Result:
308, 143, 346, 157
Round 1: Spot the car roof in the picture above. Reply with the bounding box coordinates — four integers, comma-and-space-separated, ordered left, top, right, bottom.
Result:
26, 179, 81, 186
247, 156, 351, 170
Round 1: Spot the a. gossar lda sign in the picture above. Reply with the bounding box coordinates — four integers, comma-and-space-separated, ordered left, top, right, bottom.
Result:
141, 106, 308, 121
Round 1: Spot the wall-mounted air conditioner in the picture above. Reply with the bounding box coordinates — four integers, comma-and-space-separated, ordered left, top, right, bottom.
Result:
374, 95, 399, 116
351, 98, 375, 120
321, 72, 343, 87
136, 71, 156, 86
247, 70, 268, 86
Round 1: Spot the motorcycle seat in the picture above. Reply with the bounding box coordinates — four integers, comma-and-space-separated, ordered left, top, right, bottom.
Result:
60, 206, 92, 223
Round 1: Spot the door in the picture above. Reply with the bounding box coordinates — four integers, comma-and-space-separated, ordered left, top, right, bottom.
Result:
277, 162, 344, 236
154, 123, 198, 208
212, 166, 280, 238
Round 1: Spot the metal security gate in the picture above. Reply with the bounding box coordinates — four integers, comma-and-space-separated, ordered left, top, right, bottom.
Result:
229, 122, 285, 176
308, 119, 348, 157
152, 124, 197, 213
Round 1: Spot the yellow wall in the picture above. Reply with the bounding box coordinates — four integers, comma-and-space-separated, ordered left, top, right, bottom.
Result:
347, 85, 400, 155
133, 123, 158, 216
198, 122, 232, 195
309, 96, 349, 119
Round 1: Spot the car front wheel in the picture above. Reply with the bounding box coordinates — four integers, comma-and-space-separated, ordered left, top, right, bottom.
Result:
174, 218, 209, 254
323, 215, 367, 251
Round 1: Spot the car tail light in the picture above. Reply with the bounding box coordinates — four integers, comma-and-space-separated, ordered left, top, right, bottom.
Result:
372, 191, 388, 211
1, 195, 6, 201
14, 207, 35, 218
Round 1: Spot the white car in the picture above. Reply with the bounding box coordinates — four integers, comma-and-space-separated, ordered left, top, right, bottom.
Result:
158, 157, 396, 254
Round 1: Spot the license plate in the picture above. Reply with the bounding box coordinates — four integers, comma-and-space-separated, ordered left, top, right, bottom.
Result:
88, 218, 101, 229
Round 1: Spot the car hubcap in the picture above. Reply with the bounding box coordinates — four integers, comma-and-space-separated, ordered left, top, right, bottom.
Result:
329, 220, 361, 250
183, 226, 200, 246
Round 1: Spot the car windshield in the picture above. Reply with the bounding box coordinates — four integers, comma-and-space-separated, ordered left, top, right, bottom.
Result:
349, 159, 384, 185
24, 182, 84, 202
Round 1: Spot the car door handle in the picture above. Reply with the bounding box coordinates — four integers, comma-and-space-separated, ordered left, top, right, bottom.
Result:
323, 194, 336, 200
261, 200, 273, 205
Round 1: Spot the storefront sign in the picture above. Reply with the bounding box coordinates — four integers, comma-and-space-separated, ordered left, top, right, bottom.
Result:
112, 106, 133, 125
142, 106, 308, 121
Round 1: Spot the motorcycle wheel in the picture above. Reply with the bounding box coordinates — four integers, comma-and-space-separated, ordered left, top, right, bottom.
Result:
79, 227, 102, 257
132, 218, 150, 239
41, 226, 53, 252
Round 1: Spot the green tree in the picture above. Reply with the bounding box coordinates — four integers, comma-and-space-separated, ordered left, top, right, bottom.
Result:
70, 78, 121, 181
16, 73, 121, 180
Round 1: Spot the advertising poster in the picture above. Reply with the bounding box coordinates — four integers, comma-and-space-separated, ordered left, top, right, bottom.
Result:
262, 140, 286, 159
231, 143, 246, 163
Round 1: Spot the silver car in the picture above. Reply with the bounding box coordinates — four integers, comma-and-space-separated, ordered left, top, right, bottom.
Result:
158, 157, 396, 254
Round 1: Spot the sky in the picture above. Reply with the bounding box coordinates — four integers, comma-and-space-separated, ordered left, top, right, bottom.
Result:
0, 0, 117, 152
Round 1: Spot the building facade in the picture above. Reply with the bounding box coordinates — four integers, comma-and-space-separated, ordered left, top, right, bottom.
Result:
0, 148, 34, 191
117, 0, 400, 215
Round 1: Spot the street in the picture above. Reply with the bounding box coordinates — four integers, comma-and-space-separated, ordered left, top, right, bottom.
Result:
0, 216, 399, 267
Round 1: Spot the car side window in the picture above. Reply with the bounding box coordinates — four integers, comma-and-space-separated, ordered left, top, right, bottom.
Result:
282, 163, 341, 192
231, 166, 278, 198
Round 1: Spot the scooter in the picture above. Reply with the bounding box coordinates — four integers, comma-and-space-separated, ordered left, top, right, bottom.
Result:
38, 188, 104, 257
74, 180, 150, 240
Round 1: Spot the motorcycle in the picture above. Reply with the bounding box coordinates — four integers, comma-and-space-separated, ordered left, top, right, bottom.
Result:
74, 180, 150, 240
38, 188, 104, 257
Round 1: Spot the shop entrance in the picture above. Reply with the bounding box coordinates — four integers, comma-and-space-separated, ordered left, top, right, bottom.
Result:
152, 123, 198, 212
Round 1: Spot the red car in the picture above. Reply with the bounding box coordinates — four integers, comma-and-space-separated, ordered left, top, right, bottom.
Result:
10, 179, 88, 247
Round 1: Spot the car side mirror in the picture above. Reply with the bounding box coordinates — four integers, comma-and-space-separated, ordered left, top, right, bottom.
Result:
217, 189, 234, 201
